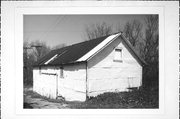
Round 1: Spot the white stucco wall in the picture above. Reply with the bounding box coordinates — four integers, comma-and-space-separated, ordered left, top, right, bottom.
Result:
87, 37, 142, 97
33, 63, 87, 101
58, 63, 86, 101
33, 67, 60, 99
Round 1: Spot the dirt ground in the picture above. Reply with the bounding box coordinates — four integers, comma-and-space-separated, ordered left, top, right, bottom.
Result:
24, 86, 158, 109
24, 87, 70, 109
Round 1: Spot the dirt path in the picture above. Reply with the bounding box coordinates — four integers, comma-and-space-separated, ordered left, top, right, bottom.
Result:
24, 88, 70, 109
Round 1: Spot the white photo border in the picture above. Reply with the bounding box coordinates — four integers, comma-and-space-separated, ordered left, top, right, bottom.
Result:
2, 1, 179, 119
15, 4, 164, 115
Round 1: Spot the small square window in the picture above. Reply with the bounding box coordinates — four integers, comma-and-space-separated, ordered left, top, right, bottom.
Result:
114, 48, 122, 62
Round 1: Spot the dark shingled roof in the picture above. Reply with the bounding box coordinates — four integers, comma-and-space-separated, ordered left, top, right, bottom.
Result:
34, 33, 147, 67
34, 35, 109, 66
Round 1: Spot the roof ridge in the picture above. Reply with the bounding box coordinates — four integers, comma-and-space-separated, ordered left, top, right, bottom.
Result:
53, 32, 122, 51
34, 32, 126, 67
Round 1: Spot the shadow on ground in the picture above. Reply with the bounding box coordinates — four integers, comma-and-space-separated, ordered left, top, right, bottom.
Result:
23, 86, 159, 109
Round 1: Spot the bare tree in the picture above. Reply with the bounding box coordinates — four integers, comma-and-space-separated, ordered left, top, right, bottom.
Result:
121, 16, 158, 64
23, 40, 51, 86
143, 15, 159, 64
84, 22, 113, 40
123, 20, 143, 47
120, 16, 158, 89
142, 15, 159, 89
30, 40, 51, 61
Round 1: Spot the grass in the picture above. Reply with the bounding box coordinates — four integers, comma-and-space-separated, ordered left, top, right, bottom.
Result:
68, 87, 158, 109
24, 87, 158, 109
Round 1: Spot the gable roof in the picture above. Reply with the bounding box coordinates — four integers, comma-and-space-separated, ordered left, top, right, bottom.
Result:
34, 32, 146, 67
120, 34, 147, 66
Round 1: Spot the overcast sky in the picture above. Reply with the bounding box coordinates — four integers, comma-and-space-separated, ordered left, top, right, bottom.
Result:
24, 15, 147, 48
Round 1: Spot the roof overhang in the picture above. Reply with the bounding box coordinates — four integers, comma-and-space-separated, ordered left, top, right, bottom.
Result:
33, 32, 147, 67
120, 34, 147, 66
33, 60, 87, 68
77, 32, 121, 62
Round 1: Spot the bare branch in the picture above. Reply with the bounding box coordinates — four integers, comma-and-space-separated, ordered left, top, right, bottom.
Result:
84, 22, 113, 40
123, 20, 143, 47
144, 15, 159, 63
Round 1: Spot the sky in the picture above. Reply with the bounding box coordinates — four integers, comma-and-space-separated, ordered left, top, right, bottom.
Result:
24, 15, 147, 49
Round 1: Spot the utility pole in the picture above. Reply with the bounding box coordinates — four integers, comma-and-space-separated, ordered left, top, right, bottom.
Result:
23, 45, 42, 86
23, 47, 31, 86
31, 45, 42, 60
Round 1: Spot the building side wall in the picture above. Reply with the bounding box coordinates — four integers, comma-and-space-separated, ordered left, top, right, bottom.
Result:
88, 37, 142, 97
59, 63, 86, 101
33, 67, 60, 99
33, 63, 87, 101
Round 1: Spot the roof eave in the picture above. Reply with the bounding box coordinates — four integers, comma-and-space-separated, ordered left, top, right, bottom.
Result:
120, 34, 147, 67
33, 60, 87, 68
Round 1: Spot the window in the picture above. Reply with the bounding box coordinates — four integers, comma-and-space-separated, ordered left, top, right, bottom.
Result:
114, 48, 123, 62
60, 68, 64, 78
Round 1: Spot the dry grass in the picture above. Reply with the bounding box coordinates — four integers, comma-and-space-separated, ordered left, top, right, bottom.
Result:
69, 88, 158, 109
24, 87, 158, 109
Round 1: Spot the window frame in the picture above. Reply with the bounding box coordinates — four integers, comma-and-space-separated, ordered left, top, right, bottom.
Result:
113, 47, 123, 62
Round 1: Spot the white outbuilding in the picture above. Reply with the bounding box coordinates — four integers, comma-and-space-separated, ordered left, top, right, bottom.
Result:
33, 32, 146, 101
